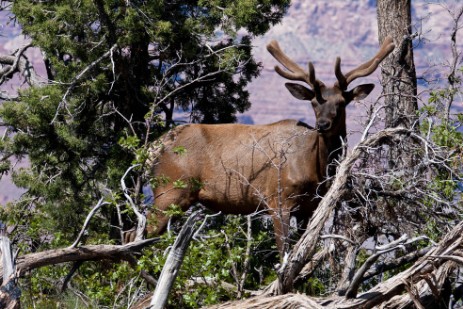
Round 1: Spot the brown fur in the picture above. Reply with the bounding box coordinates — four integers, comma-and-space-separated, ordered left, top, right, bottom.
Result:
147, 114, 346, 254
141, 38, 393, 255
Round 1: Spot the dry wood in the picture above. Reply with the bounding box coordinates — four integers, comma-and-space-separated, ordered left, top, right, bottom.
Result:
274, 127, 414, 294
0, 276, 20, 309
204, 126, 462, 308
0, 238, 159, 279
204, 220, 463, 309
149, 210, 202, 309
0, 236, 19, 309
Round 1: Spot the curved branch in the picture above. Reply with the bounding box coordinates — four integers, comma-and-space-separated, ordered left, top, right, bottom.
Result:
121, 164, 146, 242
69, 197, 110, 249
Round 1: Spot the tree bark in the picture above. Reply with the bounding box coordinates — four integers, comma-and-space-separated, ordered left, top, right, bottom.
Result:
377, 0, 418, 130
0, 276, 20, 309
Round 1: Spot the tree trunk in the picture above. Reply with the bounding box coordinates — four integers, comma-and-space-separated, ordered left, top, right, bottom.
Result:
377, 0, 418, 130
377, 0, 418, 198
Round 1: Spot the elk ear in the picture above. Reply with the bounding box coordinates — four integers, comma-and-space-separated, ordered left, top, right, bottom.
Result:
285, 83, 315, 101
345, 83, 375, 103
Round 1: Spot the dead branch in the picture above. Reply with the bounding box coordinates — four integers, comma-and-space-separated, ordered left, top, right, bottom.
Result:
362, 247, 431, 281
69, 197, 110, 248
0, 235, 20, 309
204, 125, 461, 308
238, 215, 253, 298
0, 275, 20, 309
274, 127, 416, 294
294, 247, 332, 285
121, 164, 146, 242
206, 293, 323, 309
0, 238, 160, 279
149, 210, 203, 309
0, 43, 42, 87
204, 220, 463, 309
345, 234, 433, 298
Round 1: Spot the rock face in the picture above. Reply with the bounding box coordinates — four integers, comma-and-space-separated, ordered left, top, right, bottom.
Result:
1, 0, 462, 202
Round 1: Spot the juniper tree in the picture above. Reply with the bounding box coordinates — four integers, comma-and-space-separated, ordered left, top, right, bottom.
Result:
0, 0, 289, 242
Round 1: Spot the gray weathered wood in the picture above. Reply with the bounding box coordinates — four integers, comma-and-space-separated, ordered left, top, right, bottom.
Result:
150, 210, 202, 309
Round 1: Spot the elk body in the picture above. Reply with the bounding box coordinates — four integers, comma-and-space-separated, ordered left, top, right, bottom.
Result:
144, 38, 395, 255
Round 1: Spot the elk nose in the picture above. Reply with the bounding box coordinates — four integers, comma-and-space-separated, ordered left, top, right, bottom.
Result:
317, 120, 331, 132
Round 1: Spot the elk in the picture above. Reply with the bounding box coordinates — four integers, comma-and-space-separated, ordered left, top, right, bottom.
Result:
140, 37, 395, 255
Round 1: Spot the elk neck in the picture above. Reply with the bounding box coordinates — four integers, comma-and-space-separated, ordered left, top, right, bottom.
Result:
314, 113, 346, 179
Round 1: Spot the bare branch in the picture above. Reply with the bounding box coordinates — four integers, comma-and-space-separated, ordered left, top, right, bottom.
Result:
0, 238, 160, 279
149, 210, 203, 309
51, 44, 117, 124
121, 164, 146, 242
0, 43, 42, 87
69, 197, 110, 249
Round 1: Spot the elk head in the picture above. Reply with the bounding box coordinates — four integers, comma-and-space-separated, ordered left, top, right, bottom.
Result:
267, 37, 395, 136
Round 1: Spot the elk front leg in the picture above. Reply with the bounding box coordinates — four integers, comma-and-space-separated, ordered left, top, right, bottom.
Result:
123, 184, 193, 243
146, 185, 194, 236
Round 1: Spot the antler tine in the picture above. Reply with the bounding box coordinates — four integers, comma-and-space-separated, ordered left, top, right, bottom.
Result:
267, 40, 311, 83
308, 62, 326, 103
267, 40, 326, 102
335, 36, 395, 90
334, 57, 347, 90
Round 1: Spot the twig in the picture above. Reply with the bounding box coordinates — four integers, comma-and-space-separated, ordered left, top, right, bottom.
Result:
346, 234, 434, 299
193, 211, 222, 240
320, 234, 356, 246
363, 247, 431, 281
238, 215, 253, 298
69, 197, 110, 249
51, 44, 117, 124
121, 164, 146, 242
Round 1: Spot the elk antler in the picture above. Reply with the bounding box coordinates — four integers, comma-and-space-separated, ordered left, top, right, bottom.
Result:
334, 36, 395, 90
267, 40, 326, 103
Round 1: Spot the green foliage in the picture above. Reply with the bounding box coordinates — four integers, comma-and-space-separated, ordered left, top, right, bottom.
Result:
418, 67, 463, 240
164, 203, 185, 217
141, 214, 278, 308
18, 214, 278, 308
173, 145, 187, 155
0, 0, 289, 306
189, 178, 205, 192
173, 179, 188, 189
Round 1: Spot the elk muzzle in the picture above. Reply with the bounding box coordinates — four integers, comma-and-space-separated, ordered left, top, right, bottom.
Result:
316, 119, 331, 133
